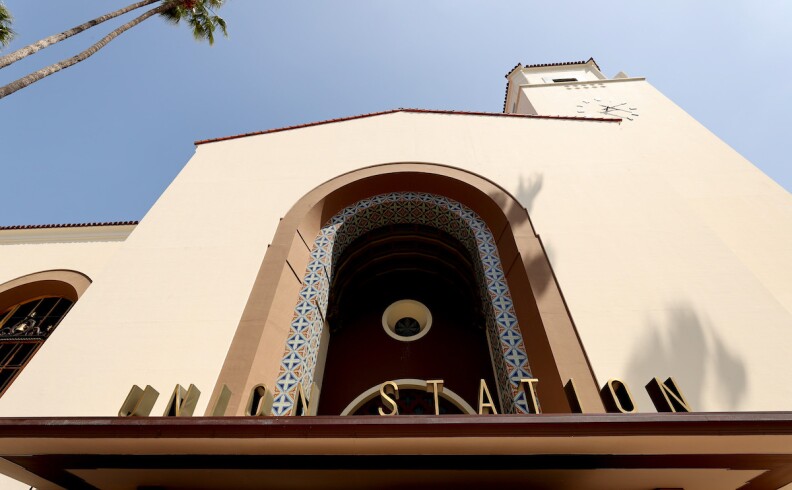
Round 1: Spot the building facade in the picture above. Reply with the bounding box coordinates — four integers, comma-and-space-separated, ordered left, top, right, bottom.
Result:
1, 59, 791, 489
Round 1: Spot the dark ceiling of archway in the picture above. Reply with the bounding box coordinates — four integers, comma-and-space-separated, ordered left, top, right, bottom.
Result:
327, 224, 482, 332
320, 224, 497, 416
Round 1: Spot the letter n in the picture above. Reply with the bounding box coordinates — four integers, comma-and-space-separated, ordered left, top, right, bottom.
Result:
646, 377, 692, 412
478, 379, 498, 415
294, 382, 319, 416
163, 384, 201, 417
118, 385, 159, 417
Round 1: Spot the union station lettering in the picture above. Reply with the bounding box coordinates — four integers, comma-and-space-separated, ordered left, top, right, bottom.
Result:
119, 376, 692, 417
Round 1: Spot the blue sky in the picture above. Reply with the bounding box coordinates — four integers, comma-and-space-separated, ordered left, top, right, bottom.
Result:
1, 1, 790, 226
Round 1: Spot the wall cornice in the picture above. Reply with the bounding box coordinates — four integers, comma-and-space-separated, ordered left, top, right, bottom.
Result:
0, 225, 135, 245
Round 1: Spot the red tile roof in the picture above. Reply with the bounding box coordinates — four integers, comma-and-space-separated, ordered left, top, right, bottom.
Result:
194, 107, 620, 146
502, 81, 512, 114
505, 58, 601, 78
0, 221, 138, 231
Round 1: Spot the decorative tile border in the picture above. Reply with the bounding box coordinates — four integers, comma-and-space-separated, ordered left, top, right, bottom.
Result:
273, 192, 532, 415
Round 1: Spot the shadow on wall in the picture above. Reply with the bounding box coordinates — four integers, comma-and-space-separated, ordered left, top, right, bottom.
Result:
487, 172, 555, 297
626, 304, 747, 411
488, 172, 543, 222
485, 172, 560, 300
515, 173, 544, 214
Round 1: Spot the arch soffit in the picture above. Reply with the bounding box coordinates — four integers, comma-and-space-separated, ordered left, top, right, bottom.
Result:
0, 270, 91, 312
281, 162, 538, 248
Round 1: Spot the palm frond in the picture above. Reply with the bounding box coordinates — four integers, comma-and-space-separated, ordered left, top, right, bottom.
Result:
205, 0, 225, 9
214, 15, 227, 37
0, 2, 15, 49
159, 0, 228, 45
159, 1, 185, 25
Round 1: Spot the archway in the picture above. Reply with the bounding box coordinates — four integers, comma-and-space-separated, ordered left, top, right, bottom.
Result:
271, 192, 532, 415
319, 223, 492, 415
209, 163, 605, 415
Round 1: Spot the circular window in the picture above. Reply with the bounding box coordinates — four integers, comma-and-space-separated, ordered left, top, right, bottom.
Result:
382, 300, 432, 341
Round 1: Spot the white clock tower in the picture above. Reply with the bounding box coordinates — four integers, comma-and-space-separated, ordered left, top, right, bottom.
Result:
504, 58, 646, 120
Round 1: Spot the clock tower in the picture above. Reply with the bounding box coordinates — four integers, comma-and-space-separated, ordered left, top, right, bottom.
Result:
504, 58, 641, 120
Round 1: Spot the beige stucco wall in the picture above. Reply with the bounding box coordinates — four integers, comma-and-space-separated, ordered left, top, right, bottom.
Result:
511, 75, 792, 413
0, 230, 131, 489
0, 72, 790, 421
0, 227, 131, 287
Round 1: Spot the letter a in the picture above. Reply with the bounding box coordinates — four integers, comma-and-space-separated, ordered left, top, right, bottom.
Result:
478, 379, 498, 414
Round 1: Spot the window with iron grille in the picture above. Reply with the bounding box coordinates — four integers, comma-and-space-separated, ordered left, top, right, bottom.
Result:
0, 297, 73, 396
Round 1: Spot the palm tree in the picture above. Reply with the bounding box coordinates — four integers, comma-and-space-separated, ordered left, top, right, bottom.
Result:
0, 2, 13, 49
160, 0, 227, 46
0, 0, 160, 70
0, 0, 227, 100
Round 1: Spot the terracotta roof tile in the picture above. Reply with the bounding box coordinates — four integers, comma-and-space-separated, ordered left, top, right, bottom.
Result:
504, 62, 523, 79
503, 80, 512, 113
0, 221, 138, 231
506, 57, 601, 76
194, 107, 619, 146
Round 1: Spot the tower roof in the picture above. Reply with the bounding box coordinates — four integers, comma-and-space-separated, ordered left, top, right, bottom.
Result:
504, 57, 601, 78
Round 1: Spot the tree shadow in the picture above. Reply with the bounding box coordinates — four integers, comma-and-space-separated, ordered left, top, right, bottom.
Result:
486, 172, 553, 297
626, 303, 747, 411
485, 172, 543, 225
515, 173, 544, 214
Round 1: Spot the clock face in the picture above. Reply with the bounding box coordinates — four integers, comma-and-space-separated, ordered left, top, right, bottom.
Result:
577, 98, 639, 121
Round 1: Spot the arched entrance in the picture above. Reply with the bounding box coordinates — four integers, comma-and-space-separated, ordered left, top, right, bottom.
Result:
208, 163, 605, 415
271, 192, 532, 415
320, 223, 492, 415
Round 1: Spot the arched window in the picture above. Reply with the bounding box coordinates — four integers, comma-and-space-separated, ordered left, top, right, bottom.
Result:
0, 270, 88, 397
0, 296, 74, 395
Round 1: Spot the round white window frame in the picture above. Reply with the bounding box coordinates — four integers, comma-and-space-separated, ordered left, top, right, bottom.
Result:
382, 299, 432, 342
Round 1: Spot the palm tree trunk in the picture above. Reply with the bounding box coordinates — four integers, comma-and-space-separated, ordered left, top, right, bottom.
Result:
0, 3, 171, 100
0, 0, 161, 70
